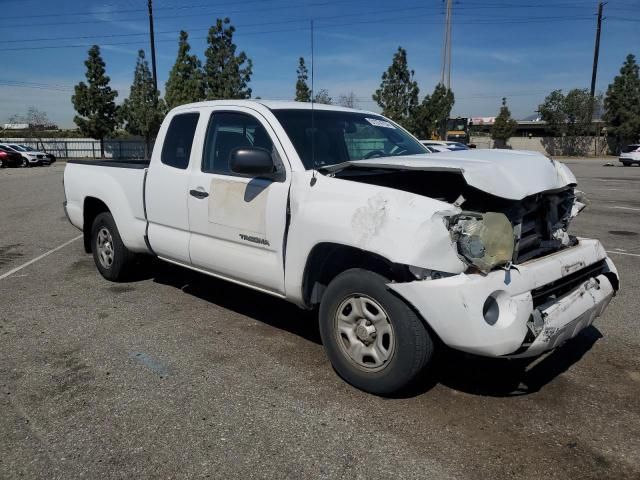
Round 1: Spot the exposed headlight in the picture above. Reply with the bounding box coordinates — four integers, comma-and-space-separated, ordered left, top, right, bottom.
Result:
449, 212, 515, 273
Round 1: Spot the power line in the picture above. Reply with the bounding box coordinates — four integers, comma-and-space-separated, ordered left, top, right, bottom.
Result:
0, 13, 619, 51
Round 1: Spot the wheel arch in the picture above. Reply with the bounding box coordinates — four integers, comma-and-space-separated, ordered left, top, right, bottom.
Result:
83, 197, 111, 253
301, 242, 412, 307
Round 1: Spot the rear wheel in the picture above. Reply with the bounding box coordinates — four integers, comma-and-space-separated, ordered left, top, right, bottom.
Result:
319, 268, 434, 395
0, 159, 4, 168
91, 212, 135, 281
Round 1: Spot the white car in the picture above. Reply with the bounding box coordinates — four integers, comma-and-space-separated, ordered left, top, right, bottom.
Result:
619, 144, 640, 166
420, 140, 452, 153
63, 100, 619, 395
0, 143, 49, 166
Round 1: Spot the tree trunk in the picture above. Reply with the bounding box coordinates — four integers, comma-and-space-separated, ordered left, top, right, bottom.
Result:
100, 138, 105, 158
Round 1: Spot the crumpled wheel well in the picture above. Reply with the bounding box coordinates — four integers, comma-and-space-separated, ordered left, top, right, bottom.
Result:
302, 242, 411, 307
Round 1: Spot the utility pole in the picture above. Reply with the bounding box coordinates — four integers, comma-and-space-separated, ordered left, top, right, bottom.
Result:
147, 0, 158, 94
440, 0, 453, 89
589, 1, 605, 146
590, 2, 605, 100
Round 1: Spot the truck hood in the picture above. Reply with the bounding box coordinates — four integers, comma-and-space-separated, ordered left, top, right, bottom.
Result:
329, 149, 576, 201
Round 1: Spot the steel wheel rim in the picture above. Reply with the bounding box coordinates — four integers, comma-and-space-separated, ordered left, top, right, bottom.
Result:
334, 294, 395, 372
96, 227, 115, 269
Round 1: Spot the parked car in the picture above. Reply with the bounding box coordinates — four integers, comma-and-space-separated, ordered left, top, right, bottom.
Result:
0, 143, 49, 166
0, 145, 24, 167
63, 100, 619, 395
444, 141, 471, 150
619, 144, 640, 166
420, 140, 452, 152
420, 140, 468, 152
19, 145, 56, 164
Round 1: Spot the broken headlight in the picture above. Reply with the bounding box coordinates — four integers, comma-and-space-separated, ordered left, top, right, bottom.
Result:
449, 212, 515, 273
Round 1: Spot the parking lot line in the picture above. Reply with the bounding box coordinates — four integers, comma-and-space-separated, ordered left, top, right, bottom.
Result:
607, 250, 640, 258
0, 234, 82, 281
608, 206, 640, 212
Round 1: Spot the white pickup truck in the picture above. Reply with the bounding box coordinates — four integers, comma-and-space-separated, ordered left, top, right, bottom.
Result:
63, 100, 619, 394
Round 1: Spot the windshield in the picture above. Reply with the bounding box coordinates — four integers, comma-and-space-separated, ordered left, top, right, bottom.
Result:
20, 145, 35, 151
622, 145, 639, 153
9, 144, 25, 151
271, 109, 428, 169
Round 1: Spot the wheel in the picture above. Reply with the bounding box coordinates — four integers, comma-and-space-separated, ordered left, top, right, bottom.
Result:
319, 268, 434, 395
91, 212, 135, 281
0, 159, 4, 168
21, 157, 30, 168
621, 162, 631, 167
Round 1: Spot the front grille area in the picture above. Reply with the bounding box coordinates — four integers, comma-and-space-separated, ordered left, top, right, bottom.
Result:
531, 259, 607, 308
510, 190, 576, 264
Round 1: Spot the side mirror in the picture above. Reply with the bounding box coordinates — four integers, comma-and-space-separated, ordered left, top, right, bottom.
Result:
230, 147, 276, 177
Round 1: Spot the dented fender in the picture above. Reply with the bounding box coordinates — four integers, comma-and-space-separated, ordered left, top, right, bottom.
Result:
283, 171, 467, 303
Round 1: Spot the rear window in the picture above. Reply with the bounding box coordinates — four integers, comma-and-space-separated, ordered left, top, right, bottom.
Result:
622, 145, 640, 153
161, 113, 200, 169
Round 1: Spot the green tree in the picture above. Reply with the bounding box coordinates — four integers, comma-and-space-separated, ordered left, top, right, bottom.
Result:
121, 50, 165, 159
203, 18, 253, 100
604, 54, 640, 149
538, 88, 593, 137
295, 57, 311, 102
72, 45, 119, 157
372, 47, 420, 132
491, 97, 518, 147
313, 89, 332, 105
538, 88, 596, 155
165, 31, 205, 109
414, 83, 454, 139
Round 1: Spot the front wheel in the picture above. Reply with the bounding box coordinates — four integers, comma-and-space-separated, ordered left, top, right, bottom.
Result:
91, 212, 135, 281
21, 157, 30, 168
621, 162, 631, 167
319, 268, 434, 395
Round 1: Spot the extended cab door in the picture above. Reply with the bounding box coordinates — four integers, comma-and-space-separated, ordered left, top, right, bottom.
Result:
187, 108, 291, 295
145, 111, 201, 263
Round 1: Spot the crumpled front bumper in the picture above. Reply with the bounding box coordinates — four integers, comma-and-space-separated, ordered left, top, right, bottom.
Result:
388, 238, 618, 357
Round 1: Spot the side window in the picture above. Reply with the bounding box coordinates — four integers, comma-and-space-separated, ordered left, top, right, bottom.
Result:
161, 113, 199, 169
202, 112, 274, 175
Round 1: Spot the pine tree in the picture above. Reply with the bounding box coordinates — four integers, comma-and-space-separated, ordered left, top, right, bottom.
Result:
121, 50, 165, 159
165, 31, 205, 109
491, 97, 518, 148
203, 18, 253, 100
414, 83, 454, 139
604, 54, 640, 149
295, 57, 311, 102
72, 45, 118, 157
372, 47, 419, 133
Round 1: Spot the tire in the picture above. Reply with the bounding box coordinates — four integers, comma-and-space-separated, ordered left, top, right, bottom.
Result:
319, 268, 434, 395
621, 162, 631, 167
91, 212, 135, 281
21, 157, 30, 168
0, 159, 4, 168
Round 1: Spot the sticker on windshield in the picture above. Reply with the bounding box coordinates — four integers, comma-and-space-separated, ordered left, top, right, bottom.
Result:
365, 118, 396, 129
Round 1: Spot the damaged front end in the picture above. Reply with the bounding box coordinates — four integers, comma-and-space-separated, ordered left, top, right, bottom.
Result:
447, 188, 587, 273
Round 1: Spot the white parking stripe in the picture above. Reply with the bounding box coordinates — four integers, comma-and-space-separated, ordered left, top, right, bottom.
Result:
608, 206, 640, 212
0, 235, 82, 281
607, 250, 640, 258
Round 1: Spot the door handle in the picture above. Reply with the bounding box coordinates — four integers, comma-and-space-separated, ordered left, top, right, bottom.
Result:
189, 189, 209, 199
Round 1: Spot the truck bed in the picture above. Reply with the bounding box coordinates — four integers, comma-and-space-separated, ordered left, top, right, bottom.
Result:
67, 159, 150, 169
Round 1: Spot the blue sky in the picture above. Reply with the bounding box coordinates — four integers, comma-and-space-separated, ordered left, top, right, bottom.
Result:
0, 0, 638, 128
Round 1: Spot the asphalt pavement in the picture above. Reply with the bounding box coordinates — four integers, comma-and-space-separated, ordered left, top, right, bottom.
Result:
1, 159, 639, 479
